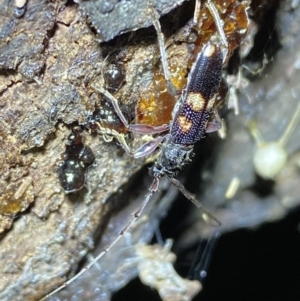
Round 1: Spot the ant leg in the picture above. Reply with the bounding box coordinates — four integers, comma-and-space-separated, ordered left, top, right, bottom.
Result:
206, 107, 222, 133
92, 85, 169, 135
151, 9, 177, 96
167, 176, 220, 226
40, 177, 160, 301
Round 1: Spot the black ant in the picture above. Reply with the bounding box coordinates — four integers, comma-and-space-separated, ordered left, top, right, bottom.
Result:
57, 126, 95, 194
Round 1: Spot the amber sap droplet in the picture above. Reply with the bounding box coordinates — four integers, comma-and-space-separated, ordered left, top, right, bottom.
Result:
136, 64, 187, 127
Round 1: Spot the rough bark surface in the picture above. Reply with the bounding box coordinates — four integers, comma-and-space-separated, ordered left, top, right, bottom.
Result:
1, 0, 299, 301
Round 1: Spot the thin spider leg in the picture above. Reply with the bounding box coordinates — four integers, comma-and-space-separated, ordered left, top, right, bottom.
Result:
151, 9, 177, 96
206, 1, 228, 48
40, 177, 160, 301
91, 84, 129, 128
193, 0, 201, 25
206, 0, 228, 60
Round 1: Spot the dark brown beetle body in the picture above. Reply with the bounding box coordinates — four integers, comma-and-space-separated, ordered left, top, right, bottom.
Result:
151, 44, 223, 178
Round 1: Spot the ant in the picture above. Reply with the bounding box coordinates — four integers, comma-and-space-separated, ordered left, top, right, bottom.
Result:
57, 126, 95, 194
41, 1, 242, 299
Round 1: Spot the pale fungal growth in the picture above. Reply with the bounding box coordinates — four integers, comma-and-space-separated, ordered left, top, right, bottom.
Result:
253, 142, 288, 179
225, 177, 241, 199
135, 240, 202, 301
249, 103, 300, 179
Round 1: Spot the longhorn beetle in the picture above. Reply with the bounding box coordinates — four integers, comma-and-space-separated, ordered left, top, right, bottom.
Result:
41, 1, 229, 299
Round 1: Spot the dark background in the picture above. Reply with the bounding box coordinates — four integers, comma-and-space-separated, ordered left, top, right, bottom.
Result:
113, 204, 300, 301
